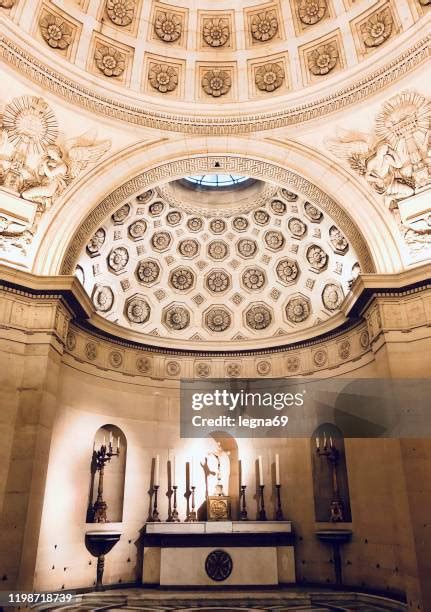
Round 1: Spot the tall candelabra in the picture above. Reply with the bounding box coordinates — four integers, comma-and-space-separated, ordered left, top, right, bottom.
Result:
316, 433, 343, 522
239, 485, 248, 520
186, 486, 197, 522
93, 434, 120, 523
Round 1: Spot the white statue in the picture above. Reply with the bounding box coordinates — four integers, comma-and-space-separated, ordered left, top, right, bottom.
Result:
208, 442, 230, 496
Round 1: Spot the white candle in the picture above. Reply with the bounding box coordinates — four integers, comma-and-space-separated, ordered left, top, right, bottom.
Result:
330, 436, 333, 448
172, 456, 176, 486
103, 435, 106, 447
239, 459, 243, 487
155, 455, 160, 487
316, 436, 319, 449
275, 454, 280, 485
190, 458, 194, 487
109, 431, 113, 444
117, 436, 120, 450
258, 456, 264, 486
323, 432, 327, 448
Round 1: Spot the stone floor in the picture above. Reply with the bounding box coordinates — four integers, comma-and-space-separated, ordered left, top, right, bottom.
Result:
33, 588, 407, 612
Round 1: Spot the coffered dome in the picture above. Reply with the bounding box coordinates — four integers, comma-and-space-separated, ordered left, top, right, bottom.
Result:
1, 0, 428, 118
75, 176, 360, 350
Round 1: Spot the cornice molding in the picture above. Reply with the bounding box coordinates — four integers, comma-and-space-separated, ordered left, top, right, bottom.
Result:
0, 23, 429, 134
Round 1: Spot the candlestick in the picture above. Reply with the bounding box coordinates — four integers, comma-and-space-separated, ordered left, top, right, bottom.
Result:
258, 484, 266, 520
316, 436, 343, 522
169, 485, 180, 522
275, 454, 280, 485
149, 485, 160, 522
275, 484, 284, 520
186, 486, 197, 522
92, 437, 120, 523
154, 455, 160, 487
258, 456, 264, 486
239, 485, 248, 521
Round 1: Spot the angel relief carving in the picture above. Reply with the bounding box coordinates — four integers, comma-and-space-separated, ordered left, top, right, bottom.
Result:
326, 91, 431, 251
0, 95, 111, 251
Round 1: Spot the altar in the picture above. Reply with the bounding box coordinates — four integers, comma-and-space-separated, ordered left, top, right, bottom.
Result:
142, 521, 295, 586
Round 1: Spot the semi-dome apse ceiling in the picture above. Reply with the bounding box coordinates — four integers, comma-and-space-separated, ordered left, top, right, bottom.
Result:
76, 176, 360, 349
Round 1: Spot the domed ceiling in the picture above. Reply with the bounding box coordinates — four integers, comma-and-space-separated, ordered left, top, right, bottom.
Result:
1, 0, 428, 110
75, 177, 360, 349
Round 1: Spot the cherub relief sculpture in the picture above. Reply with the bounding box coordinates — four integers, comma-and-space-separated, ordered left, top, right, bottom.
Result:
0, 95, 111, 251
326, 91, 431, 251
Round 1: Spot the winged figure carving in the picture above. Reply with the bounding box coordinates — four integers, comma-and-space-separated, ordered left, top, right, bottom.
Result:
20, 129, 111, 208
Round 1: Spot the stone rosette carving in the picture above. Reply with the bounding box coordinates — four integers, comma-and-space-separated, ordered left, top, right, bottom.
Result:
251, 11, 278, 42
149, 64, 178, 93
257, 360, 271, 376
136, 356, 152, 373
196, 363, 211, 377
286, 355, 300, 372
304, 202, 323, 222
360, 329, 370, 349
170, 267, 195, 291
237, 239, 257, 258
322, 283, 344, 311
87, 228, 106, 255
92, 285, 114, 312
203, 18, 230, 47
149, 201, 164, 216
361, 8, 393, 48
108, 246, 129, 272
205, 307, 232, 332
187, 217, 204, 232
245, 304, 272, 330
288, 217, 307, 238
329, 226, 348, 253
264, 230, 285, 251
85, 342, 98, 361
151, 231, 172, 251
208, 240, 228, 260
136, 260, 160, 285
112, 204, 130, 223
94, 45, 126, 78
126, 296, 151, 324
338, 339, 350, 360
154, 11, 182, 43
253, 209, 270, 225
255, 63, 284, 93
308, 43, 339, 76
232, 217, 249, 232
206, 270, 230, 293
179, 239, 199, 258
167, 211, 182, 226
281, 189, 298, 202
226, 363, 241, 377
210, 219, 226, 234
306, 245, 328, 271
137, 189, 154, 204
106, 0, 135, 27
39, 12, 73, 50
166, 361, 181, 376
164, 305, 190, 330
128, 220, 147, 240
66, 331, 76, 351
286, 296, 311, 323
313, 349, 327, 367
109, 351, 123, 368
276, 259, 299, 284
271, 200, 287, 215
242, 267, 266, 290
202, 70, 231, 98
298, 0, 327, 26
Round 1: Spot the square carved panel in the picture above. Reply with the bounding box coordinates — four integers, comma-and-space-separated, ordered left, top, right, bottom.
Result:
149, 1, 188, 49
299, 30, 344, 86
198, 10, 236, 51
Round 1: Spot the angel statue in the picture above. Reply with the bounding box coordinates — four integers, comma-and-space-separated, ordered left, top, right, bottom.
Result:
208, 442, 230, 496
21, 130, 110, 209
326, 129, 415, 208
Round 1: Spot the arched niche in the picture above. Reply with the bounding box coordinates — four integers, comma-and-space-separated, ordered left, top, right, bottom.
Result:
87, 424, 127, 523
198, 431, 239, 520
311, 423, 351, 523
